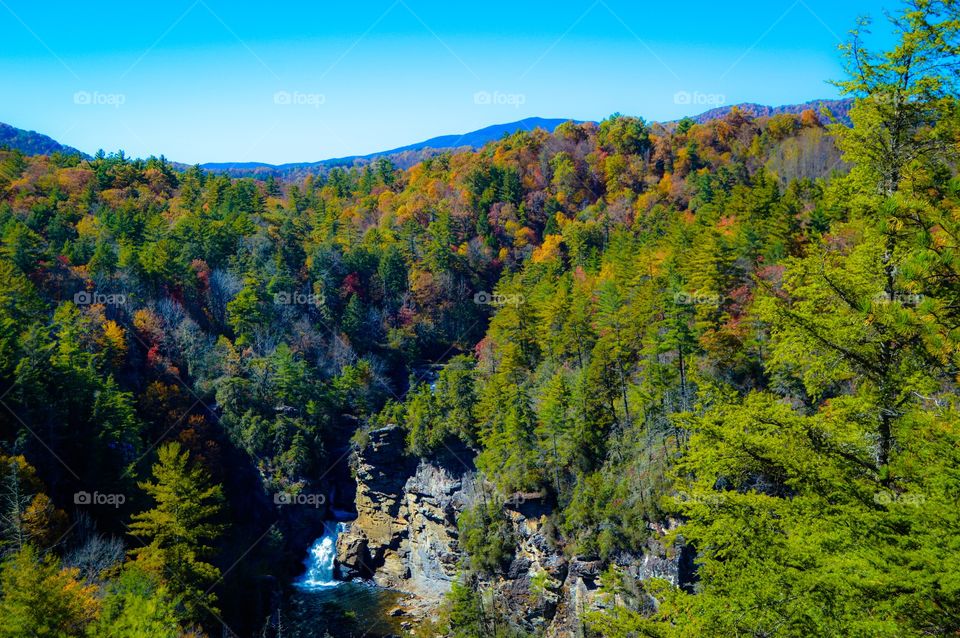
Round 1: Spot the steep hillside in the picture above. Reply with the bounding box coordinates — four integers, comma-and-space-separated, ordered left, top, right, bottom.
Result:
0, 122, 87, 157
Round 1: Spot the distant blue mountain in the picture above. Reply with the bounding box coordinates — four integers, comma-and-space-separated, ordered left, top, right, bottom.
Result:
367, 117, 574, 156
199, 117, 574, 173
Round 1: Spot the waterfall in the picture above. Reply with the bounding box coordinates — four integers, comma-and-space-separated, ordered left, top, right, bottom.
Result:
296, 521, 345, 589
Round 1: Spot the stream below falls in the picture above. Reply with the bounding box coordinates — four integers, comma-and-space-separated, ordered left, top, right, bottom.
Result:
279, 521, 407, 637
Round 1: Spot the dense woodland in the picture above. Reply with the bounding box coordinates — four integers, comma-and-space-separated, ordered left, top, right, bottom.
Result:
0, 1, 959, 636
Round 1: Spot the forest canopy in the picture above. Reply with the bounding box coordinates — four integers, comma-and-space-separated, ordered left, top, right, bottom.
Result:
0, 1, 959, 636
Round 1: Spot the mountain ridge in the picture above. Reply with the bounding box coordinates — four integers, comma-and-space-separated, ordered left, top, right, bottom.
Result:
0, 98, 853, 175
199, 117, 577, 171
684, 98, 852, 125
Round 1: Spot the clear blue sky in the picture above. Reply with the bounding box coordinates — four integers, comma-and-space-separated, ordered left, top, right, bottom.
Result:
1, 0, 895, 164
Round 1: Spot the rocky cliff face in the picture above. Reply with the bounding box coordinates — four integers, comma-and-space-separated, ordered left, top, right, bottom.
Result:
336, 425, 475, 598
336, 425, 690, 635
542, 521, 692, 637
